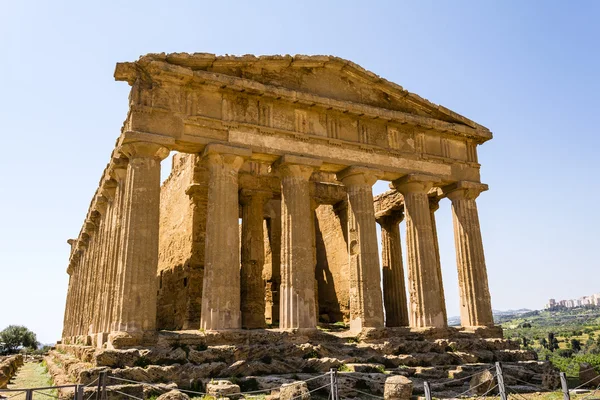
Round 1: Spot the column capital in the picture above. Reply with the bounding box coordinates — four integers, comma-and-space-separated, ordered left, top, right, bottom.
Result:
274, 154, 322, 180
185, 183, 208, 199
109, 158, 128, 182
392, 174, 442, 194
202, 143, 251, 169
375, 208, 404, 226
337, 166, 383, 187
239, 189, 272, 205
100, 179, 118, 201
429, 196, 441, 212
120, 142, 170, 160
444, 181, 489, 201
92, 195, 109, 215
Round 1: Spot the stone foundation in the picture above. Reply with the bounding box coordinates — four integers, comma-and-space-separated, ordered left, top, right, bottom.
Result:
46, 328, 557, 399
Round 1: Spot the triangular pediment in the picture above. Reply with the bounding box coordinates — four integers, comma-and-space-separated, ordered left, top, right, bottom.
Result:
133, 53, 487, 131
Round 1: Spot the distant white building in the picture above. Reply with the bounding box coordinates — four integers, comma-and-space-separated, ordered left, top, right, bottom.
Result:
546, 293, 600, 309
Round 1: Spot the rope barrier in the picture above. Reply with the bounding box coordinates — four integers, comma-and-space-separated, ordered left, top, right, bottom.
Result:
506, 376, 548, 392
111, 389, 144, 400
2, 392, 26, 400
505, 385, 529, 400
447, 366, 497, 384
350, 388, 385, 399
108, 375, 174, 394
84, 377, 99, 388
32, 390, 60, 399
581, 383, 600, 400
574, 374, 600, 391
452, 373, 498, 398
475, 383, 499, 399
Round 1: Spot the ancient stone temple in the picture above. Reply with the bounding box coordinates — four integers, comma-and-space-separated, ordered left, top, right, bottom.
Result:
61, 53, 495, 346
50, 53, 545, 398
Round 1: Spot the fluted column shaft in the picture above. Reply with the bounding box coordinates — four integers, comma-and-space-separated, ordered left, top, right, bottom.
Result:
90, 196, 110, 335
240, 190, 271, 329
113, 142, 169, 332
277, 155, 322, 329
338, 166, 384, 330
429, 199, 448, 327
109, 164, 129, 332
200, 144, 250, 330
98, 163, 126, 334
393, 175, 446, 328
377, 212, 409, 327
446, 182, 494, 327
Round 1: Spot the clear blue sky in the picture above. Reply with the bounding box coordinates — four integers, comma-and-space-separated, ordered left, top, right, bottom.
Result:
1, 1, 598, 344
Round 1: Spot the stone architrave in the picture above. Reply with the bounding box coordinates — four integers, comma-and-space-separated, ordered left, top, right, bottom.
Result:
240, 189, 272, 329
338, 166, 385, 331
376, 210, 409, 327
200, 144, 251, 331
393, 174, 446, 328
445, 181, 494, 327
113, 142, 170, 333
429, 198, 448, 327
276, 154, 322, 330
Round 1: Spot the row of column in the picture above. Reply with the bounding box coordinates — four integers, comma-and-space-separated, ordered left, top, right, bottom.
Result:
377, 176, 494, 328
63, 140, 494, 341
62, 142, 170, 342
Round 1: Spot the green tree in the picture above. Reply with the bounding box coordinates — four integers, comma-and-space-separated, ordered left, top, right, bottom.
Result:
0, 325, 38, 354
571, 338, 582, 352
548, 332, 559, 352
540, 337, 548, 348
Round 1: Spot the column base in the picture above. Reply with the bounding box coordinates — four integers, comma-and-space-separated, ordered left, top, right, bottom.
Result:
107, 331, 158, 349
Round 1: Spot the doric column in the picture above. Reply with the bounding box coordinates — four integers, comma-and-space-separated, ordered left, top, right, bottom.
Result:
102, 159, 127, 334
90, 194, 110, 336
240, 189, 271, 329
276, 155, 322, 330
445, 181, 494, 327
376, 210, 409, 327
338, 166, 384, 330
392, 174, 446, 328
200, 144, 251, 330
113, 142, 169, 333
81, 218, 99, 337
429, 198, 448, 327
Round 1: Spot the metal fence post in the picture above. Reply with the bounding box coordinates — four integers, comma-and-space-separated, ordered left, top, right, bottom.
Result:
424, 381, 432, 400
76, 384, 84, 400
329, 368, 338, 400
496, 362, 508, 400
25, 389, 33, 400
560, 372, 571, 400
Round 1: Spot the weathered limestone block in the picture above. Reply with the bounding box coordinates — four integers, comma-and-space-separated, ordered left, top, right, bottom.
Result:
200, 144, 251, 330
470, 369, 495, 395
393, 174, 446, 328
0, 355, 23, 388
383, 375, 413, 400
280, 381, 310, 400
207, 379, 241, 398
156, 390, 191, 400
314, 203, 350, 323
579, 362, 600, 388
157, 153, 201, 331
446, 181, 494, 327
338, 166, 384, 331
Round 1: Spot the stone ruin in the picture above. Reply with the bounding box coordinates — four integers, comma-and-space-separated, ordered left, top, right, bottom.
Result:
47, 53, 554, 398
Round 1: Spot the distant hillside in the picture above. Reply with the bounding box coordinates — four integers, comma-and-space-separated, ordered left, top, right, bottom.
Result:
448, 308, 533, 326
